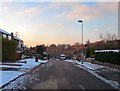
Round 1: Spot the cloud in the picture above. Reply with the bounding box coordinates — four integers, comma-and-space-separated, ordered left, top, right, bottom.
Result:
54, 2, 117, 21
97, 2, 118, 14
0, 2, 118, 46
1, 5, 41, 20
0, 0, 118, 2
0, 2, 55, 21
16, 7, 40, 17
2, 2, 117, 22
96, 0, 119, 2
30, 22, 71, 32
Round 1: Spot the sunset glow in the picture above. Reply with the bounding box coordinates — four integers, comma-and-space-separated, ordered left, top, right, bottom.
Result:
0, 1, 118, 47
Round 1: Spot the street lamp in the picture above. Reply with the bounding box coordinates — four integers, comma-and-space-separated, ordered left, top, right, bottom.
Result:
78, 20, 83, 45
78, 20, 83, 64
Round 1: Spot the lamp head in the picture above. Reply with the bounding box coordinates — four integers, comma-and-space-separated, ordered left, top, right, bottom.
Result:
78, 20, 83, 22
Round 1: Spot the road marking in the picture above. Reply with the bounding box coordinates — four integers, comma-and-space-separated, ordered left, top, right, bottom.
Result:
78, 84, 86, 91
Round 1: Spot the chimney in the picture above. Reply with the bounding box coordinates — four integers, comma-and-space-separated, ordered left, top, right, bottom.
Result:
11, 32, 14, 39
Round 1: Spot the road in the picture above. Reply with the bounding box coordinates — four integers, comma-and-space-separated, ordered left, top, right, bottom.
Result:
23, 59, 116, 90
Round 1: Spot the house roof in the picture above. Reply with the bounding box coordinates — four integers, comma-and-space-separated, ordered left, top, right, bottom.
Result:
0, 28, 11, 35
14, 36, 23, 42
90, 40, 105, 46
0, 28, 23, 42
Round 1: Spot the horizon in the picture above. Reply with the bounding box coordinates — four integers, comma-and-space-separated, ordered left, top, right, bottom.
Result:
0, 2, 118, 47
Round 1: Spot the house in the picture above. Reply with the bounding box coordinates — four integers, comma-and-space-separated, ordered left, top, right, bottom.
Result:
11, 32, 25, 53
0, 28, 12, 40
0, 29, 12, 61
30, 47, 36, 54
90, 40, 105, 50
89, 40, 119, 50
0, 28, 25, 53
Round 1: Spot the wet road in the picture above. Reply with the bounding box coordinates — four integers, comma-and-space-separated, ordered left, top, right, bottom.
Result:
28, 59, 115, 90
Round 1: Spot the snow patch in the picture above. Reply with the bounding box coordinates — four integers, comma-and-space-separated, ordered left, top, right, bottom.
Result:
75, 61, 104, 71
0, 58, 48, 88
95, 50, 120, 53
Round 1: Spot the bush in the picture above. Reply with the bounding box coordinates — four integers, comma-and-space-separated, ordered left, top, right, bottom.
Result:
2, 38, 17, 62
90, 47, 95, 58
86, 47, 95, 58
86, 47, 90, 58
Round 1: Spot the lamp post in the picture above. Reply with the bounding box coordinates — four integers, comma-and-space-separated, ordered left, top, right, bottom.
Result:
78, 20, 83, 45
78, 20, 83, 64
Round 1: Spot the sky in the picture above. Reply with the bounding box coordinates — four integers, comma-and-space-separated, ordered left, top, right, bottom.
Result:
0, 1, 118, 47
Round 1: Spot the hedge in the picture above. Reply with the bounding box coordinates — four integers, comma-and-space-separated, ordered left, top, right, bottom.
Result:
86, 47, 95, 58
2, 38, 18, 62
95, 50, 119, 65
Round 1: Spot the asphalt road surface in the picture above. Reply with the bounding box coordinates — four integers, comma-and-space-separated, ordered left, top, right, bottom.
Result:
23, 59, 117, 90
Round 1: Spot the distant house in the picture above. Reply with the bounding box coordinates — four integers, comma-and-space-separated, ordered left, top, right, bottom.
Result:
90, 40, 119, 50
30, 47, 36, 54
0, 28, 25, 53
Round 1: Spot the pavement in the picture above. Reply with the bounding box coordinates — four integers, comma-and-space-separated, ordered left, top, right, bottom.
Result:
2, 59, 119, 90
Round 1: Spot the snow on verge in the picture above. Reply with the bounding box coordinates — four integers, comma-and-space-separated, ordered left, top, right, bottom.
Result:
65, 60, 104, 71
75, 61, 104, 71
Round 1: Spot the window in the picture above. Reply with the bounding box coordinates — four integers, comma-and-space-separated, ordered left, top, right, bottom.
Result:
2, 34, 7, 38
8, 36, 11, 40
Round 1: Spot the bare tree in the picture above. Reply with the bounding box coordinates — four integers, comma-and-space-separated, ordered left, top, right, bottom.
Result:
111, 33, 117, 40
99, 32, 104, 40
74, 42, 81, 46
15, 32, 20, 38
99, 32, 117, 41
86, 40, 90, 46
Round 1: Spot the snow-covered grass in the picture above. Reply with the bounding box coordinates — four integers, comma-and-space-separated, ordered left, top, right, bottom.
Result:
65, 59, 119, 89
19, 59, 40, 69
0, 58, 48, 88
0, 71, 24, 87
0, 65, 22, 68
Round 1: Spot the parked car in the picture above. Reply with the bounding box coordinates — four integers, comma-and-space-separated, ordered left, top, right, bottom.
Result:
44, 57, 49, 60
60, 54, 66, 60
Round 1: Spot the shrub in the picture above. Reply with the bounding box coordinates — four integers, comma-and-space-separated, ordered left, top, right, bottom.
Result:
86, 47, 95, 58
90, 47, 95, 58
86, 47, 90, 58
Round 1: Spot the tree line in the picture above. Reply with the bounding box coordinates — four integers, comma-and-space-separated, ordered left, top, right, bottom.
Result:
24, 32, 118, 59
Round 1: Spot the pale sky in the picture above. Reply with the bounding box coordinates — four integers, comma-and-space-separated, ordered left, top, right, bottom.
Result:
0, 1, 118, 47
